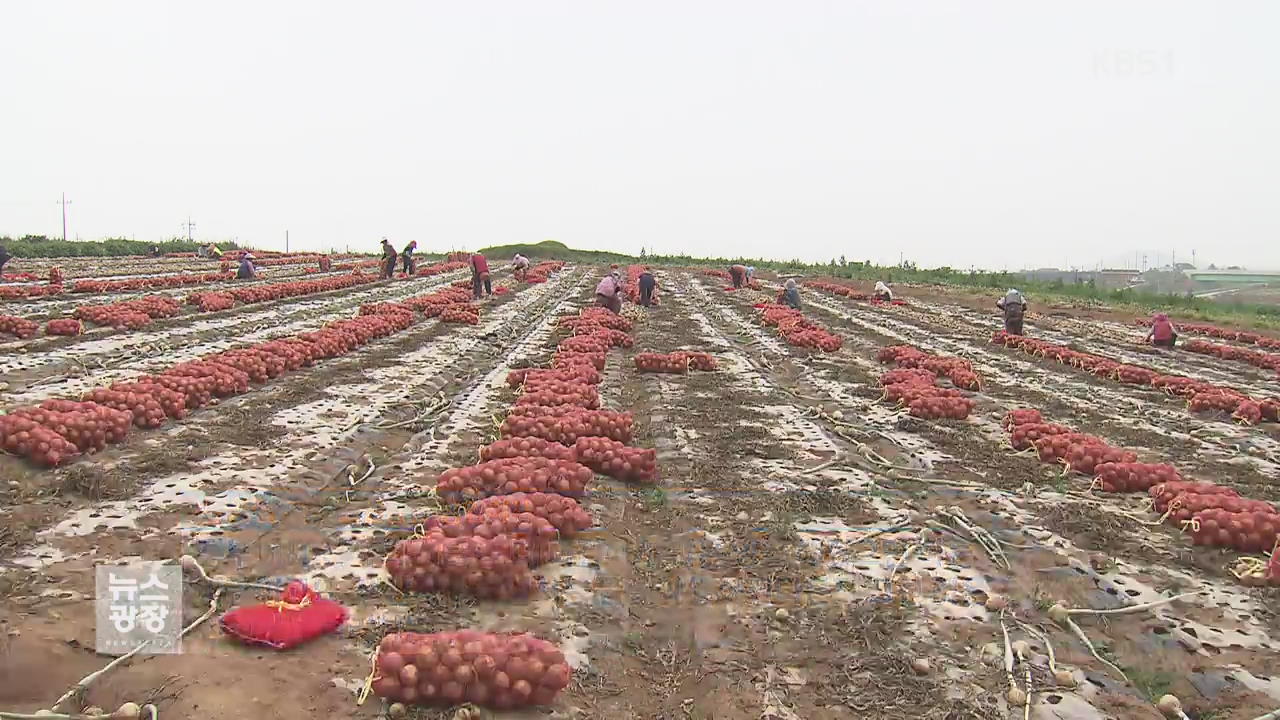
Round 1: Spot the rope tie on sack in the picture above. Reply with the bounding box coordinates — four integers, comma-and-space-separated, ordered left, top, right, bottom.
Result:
265, 595, 313, 613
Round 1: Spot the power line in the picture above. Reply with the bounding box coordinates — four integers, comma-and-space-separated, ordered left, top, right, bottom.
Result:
57, 192, 72, 242
182, 217, 196, 242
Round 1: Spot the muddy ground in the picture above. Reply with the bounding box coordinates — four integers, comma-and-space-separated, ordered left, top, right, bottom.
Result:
0, 265, 1278, 720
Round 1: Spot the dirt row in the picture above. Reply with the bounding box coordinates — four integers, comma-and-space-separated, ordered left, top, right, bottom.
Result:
0, 269, 480, 408
0, 266, 587, 716
751, 280, 1280, 719
3, 265, 1278, 719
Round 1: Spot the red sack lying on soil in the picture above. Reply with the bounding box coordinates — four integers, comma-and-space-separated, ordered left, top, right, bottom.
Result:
371, 630, 572, 708
219, 581, 348, 650
468, 493, 594, 538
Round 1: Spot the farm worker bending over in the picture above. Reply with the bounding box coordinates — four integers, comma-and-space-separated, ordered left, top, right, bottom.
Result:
0, 244, 10, 273
512, 253, 531, 282
595, 271, 623, 313
401, 241, 417, 275
319, 254, 332, 272
380, 238, 397, 278
729, 264, 747, 289
471, 252, 492, 298
236, 253, 257, 280
208, 244, 223, 260
638, 269, 657, 307
873, 281, 893, 301
996, 289, 1028, 335
1146, 312, 1178, 348
782, 279, 802, 309
746, 266, 756, 283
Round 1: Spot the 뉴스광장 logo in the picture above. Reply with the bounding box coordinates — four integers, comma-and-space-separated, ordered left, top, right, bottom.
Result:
95, 563, 183, 655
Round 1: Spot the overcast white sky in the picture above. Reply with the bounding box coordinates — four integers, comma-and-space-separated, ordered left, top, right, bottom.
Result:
2, 2, 1276, 269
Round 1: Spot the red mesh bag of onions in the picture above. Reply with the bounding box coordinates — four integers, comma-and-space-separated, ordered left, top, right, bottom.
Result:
1149, 481, 1238, 514
515, 386, 600, 410
384, 533, 538, 599
81, 388, 168, 429
421, 510, 560, 566
435, 457, 593, 504
479, 438, 576, 463
557, 336, 611, 354
219, 581, 348, 650
507, 365, 602, 387
551, 351, 607, 371
1008, 422, 1071, 450
467, 493, 594, 538
879, 368, 937, 387
372, 630, 572, 709
1093, 462, 1182, 493
0, 414, 81, 467
572, 436, 658, 483
1002, 408, 1043, 431
500, 408, 634, 445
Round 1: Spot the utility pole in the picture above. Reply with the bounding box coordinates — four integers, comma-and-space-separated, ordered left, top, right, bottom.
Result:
285, 230, 289, 253
57, 192, 72, 242
183, 217, 196, 242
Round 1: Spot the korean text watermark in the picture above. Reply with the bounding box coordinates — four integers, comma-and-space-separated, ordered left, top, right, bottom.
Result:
96, 564, 182, 655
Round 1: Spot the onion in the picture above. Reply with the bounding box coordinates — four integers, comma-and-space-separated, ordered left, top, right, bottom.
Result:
1156, 695, 1183, 717
1053, 669, 1077, 687
1006, 688, 1026, 705
984, 594, 1008, 611
1047, 603, 1070, 626
112, 703, 142, 720
910, 658, 931, 675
